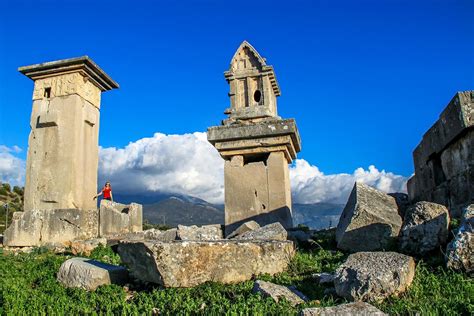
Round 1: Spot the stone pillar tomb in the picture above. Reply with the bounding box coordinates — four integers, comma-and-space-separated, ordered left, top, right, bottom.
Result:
207, 41, 301, 235
4, 56, 121, 247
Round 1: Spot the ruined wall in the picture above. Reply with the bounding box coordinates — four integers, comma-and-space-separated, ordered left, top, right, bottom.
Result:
408, 91, 473, 217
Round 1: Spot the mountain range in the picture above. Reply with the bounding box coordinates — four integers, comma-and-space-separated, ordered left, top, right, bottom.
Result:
114, 193, 344, 230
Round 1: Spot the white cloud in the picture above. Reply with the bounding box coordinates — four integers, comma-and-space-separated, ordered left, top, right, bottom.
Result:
98, 132, 225, 204
289, 159, 408, 205
0, 145, 26, 186
98, 132, 408, 205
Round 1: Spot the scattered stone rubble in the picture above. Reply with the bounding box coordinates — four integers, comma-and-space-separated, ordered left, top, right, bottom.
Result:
57, 257, 128, 291
399, 201, 450, 256
227, 220, 260, 238
334, 252, 415, 302
446, 204, 474, 273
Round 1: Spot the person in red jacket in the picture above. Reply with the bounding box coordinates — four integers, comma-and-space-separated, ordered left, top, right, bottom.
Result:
94, 181, 113, 202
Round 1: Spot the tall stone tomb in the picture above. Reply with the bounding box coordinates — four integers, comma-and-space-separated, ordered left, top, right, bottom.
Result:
408, 91, 473, 217
207, 41, 301, 234
4, 57, 120, 247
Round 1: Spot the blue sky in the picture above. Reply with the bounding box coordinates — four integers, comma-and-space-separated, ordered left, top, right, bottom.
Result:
0, 0, 472, 190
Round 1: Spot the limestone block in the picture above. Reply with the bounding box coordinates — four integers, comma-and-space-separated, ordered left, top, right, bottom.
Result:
334, 252, 416, 302
227, 220, 260, 238
336, 182, 402, 252
117, 240, 295, 287
3, 209, 98, 247
300, 302, 387, 316
177, 224, 223, 241
252, 280, 307, 306
57, 257, 128, 291
399, 201, 450, 256
446, 204, 474, 273
144, 228, 178, 241
207, 118, 301, 161
99, 200, 142, 237
234, 222, 287, 241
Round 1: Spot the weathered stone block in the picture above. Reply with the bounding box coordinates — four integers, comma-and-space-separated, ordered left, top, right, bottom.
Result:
117, 240, 295, 287
57, 257, 128, 291
399, 201, 450, 256
446, 204, 474, 273
336, 182, 402, 252
234, 222, 287, 241
334, 252, 415, 302
177, 224, 223, 240
299, 302, 387, 316
227, 220, 260, 238
99, 200, 142, 237
252, 280, 307, 306
3, 209, 98, 247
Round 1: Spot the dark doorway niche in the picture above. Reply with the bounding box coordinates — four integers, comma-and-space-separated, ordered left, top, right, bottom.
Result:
254, 90, 261, 103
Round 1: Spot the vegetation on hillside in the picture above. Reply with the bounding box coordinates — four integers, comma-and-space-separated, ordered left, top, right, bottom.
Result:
0, 183, 24, 234
0, 230, 472, 315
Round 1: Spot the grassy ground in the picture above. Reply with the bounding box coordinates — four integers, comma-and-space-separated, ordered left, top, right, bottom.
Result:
0, 231, 472, 315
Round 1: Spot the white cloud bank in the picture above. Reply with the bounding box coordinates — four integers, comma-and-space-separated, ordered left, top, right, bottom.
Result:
0, 133, 408, 205
290, 159, 407, 205
0, 145, 25, 186
98, 132, 408, 205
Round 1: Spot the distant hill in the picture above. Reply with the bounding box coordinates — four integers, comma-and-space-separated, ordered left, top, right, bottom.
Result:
292, 203, 344, 230
115, 192, 343, 230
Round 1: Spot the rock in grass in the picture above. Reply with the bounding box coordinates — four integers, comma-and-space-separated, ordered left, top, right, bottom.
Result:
399, 201, 450, 256
446, 204, 474, 273
252, 280, 307, 306
299, 302, 387, 315
336, 182, 402, 252
57, 257, 128, 291
234, 222, 287, 241
177, 224, 223, 241
227, 221, 260, 238
334, 252, 415, 302
117, 240, 294, 287
70, 238, 107, 256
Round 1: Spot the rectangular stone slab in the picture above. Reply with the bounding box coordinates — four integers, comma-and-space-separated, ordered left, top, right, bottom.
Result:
207, 118, 301, 153
117, 240, 295, 288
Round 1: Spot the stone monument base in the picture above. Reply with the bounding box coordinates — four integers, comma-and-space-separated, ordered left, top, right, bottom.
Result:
3, 200, 143, 247
3, 209, 98, 247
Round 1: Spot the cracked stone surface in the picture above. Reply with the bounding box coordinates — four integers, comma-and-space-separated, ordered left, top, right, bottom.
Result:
57, 257, 128, 291
334, 252, 416, 302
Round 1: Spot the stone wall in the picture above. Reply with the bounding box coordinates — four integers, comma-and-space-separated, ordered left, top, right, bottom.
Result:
408, 91, 473, 217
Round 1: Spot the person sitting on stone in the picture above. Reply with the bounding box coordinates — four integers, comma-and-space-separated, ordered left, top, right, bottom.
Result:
93, 181, 113, 202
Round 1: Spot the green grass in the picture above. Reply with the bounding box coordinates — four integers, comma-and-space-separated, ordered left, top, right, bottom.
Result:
0, 233, 472, 315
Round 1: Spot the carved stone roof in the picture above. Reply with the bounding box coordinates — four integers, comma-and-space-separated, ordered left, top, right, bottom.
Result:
18, 56, 119, 91
225, 41, 281, 96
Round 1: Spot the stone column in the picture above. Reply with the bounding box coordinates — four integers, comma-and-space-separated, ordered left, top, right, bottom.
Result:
19, 56, 119, 212
208, 41, 301, 235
